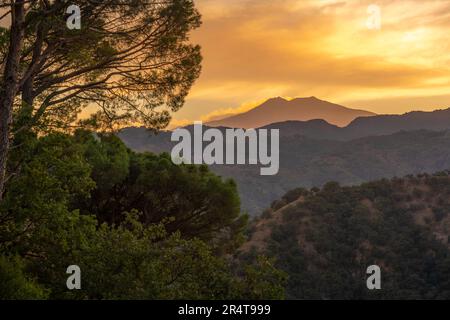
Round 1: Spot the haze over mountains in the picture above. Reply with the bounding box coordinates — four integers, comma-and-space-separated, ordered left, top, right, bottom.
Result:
118, 97, 450, 215
206, 97, 376, 128
262, 107, 450, 141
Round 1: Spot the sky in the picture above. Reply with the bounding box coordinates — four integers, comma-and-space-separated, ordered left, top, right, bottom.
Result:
170, 0, 450, 128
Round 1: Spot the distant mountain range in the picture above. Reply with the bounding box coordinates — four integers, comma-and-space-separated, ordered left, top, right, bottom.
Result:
206, 97, 376, 128
211, 129, 450, 215
262, 107, 450, 140
118, 97, 450, 215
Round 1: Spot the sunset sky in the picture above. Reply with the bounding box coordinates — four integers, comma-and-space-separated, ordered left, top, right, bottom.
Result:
171, 0, 450, 128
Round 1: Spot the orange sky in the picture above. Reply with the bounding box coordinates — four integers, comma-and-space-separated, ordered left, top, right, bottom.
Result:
170, 0, 450, 128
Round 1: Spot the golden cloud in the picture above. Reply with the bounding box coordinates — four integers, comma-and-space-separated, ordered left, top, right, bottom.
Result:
172, 0, 450, 125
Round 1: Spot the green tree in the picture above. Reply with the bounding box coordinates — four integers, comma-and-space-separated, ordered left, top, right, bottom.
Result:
74, 131, 247, 253
0, 0, 202, 199
0, 132, 284, 299
0, 255, 48, 299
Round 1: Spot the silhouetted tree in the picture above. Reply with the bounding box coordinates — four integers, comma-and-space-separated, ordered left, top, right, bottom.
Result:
0, 0, 202, 198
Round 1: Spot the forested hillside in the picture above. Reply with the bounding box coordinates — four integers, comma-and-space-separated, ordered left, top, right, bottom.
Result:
240, 173, 450, 299
0, 131, 285, 299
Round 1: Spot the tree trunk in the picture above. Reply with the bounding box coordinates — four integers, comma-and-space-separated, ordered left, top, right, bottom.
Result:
0, 1, 26, 200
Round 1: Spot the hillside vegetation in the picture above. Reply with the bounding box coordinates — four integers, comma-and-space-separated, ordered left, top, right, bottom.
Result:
0, 131, 285, 299
240, 172, 450, 299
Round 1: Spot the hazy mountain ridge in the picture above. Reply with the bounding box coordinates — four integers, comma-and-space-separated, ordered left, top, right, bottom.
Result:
119, 129, 450, 216
118, 101, 450, 215
206, 97, 376, 128
120, 104, 450, 144
261, 107, 450, 140
211, 130, 450, 215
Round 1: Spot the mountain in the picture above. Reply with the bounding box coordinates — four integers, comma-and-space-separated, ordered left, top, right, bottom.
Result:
345, 108, 450, 137
118, 126, 173, 154
261, 107, 450, 141
206, 97, 376, 128
261, 119, 342, 139
239, 172, 450, 299
118, 126, 450, 215
119, 105, 450, 146
210, 129, 450, 215
118, 102, 450, 216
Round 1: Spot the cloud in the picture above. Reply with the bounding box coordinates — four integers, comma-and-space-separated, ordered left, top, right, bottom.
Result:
168, 98, 268, 129
343, 93, 450, 115
167, 118, 193, 130
193, 0, 448, 84
173, 0, 450, 124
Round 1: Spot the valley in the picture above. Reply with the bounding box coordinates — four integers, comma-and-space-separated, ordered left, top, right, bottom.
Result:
118, 97, 450, 215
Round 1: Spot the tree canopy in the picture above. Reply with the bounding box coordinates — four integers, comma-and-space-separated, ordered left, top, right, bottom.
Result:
0, 0, 202, 197
242, 175, 450, 299
0, 131, 285, 299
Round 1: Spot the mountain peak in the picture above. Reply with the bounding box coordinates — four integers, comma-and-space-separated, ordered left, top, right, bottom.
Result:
291, 96, 322, 103
266, 96, 319, 104
206, 96, 376, 128
264, 96, 288, 104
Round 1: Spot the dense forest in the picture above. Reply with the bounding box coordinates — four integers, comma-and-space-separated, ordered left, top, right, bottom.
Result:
241, 173, 450, 299
0, 130, 285, 299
